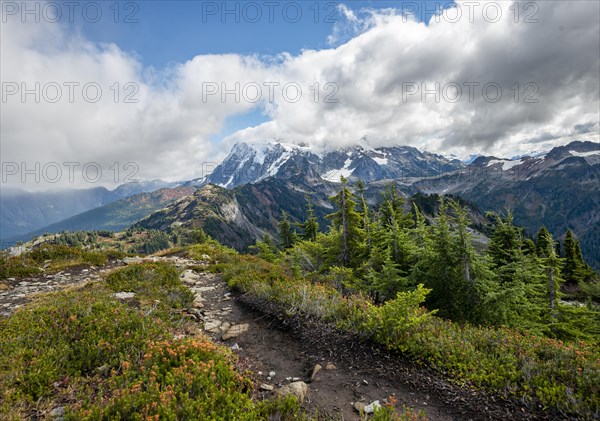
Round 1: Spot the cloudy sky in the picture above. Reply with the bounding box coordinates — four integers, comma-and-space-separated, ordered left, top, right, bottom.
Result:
1, 0, 599, 190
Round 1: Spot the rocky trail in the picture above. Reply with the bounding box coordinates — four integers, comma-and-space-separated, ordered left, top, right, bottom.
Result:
0, 256, 550, 420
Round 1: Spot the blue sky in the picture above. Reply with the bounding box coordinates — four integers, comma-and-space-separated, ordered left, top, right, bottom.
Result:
77, 1, 451, 67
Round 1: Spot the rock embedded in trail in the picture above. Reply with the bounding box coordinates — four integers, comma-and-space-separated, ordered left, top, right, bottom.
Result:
354, 400, 381, 415
275, 381, 308, 403
310, 364, 322, 381
259, 383, 274, 391
180, 269, 201, 284
204, 320, 223, 333
192, 291, 205, 308
221, 323, 249, 340
354, 402, 366, 413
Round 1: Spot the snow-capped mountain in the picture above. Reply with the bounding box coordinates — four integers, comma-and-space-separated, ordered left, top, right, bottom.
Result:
453, 140, 600, 183
200, 142, 320, 188
194, 141, 465, 188
415, 140, 600, 269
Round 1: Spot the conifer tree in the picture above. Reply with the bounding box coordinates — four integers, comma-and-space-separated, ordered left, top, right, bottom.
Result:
356, 180, 372, 249
327, 176, 364, 267
278, 211, 295, 250
412, 203, 428, 249
536, 227, 563, 330
487, 210, 523, 284
365, 246, 406, 303
379, 185, 413, 230
414, 198, 467, 320
563, 230, 581, 284
300, 194, 319, 242
377, 185, 416, 270
251, 234, 278, 262
522, 238, 537, 256
536, 226, 552, 257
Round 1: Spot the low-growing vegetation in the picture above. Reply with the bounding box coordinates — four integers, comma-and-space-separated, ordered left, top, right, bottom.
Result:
0, 244, 125, 279
0, 262, 300, 419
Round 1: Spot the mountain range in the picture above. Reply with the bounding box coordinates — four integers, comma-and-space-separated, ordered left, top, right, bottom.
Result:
0, 180, 179, 244
3, 140, 599, 269
189, 141, 465, 188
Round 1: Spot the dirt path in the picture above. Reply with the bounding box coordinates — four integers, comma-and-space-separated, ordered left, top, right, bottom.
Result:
196, 277, 455, 420
182, 266, 526, 421
1, 257, 553, 420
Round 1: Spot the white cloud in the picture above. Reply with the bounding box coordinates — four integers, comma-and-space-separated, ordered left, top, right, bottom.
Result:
1, 1, 598, 190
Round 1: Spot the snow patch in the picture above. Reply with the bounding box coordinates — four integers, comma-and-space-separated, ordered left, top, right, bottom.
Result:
217, 175, 235, 188
501, 160, 522, 171
321, 158, 354, 182
569, 150, 600, 157
372, 156, 388, 166
486, 159, 522, 171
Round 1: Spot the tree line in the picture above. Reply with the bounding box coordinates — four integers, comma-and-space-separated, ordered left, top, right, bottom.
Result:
255, 176, 599, 342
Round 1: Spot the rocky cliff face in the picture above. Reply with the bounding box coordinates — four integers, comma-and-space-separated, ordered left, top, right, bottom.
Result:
191, 141, 464, 188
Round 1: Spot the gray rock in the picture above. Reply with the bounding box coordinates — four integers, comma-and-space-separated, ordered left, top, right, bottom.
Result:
275, 381, 308, 403
259, 383, 274, 391
204, 320, 222, 332
123, 257, 142, 265
49, 406, 65, 417
114, 292, 135, 300
354, 400, 381, 414
354, 402, 366, 413
310, 364, 322, 381
222, 323, 249, 340
180, 269, 201, 284
220, 322, 231, 333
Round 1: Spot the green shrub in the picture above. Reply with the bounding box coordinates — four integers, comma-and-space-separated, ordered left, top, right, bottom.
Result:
187, 239, 239, 264
0, 285, 169, 411
71, 338, 300, 420
0, 244, 115, 280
